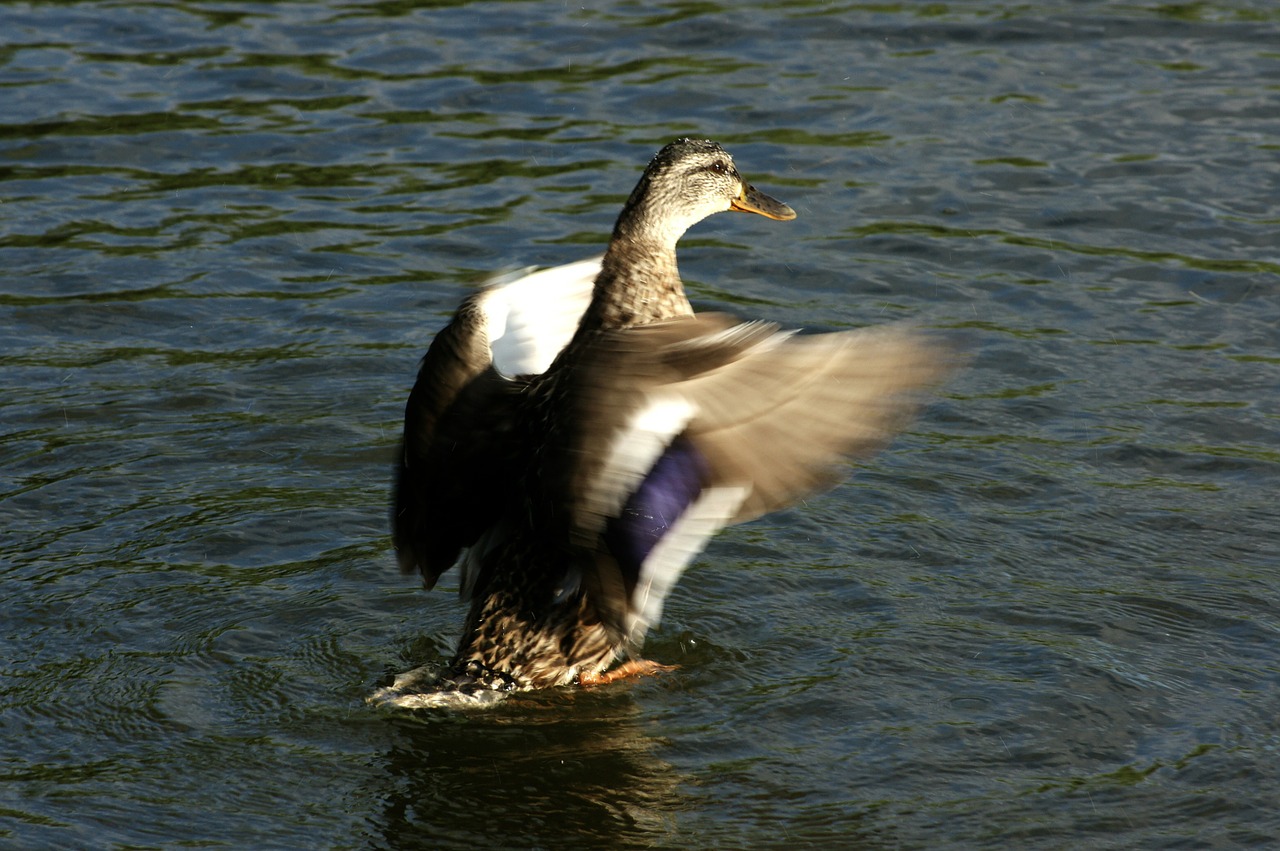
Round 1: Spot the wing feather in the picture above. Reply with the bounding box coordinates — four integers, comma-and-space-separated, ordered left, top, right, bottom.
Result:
553, 315, 954, 641
392, 258, 600, 586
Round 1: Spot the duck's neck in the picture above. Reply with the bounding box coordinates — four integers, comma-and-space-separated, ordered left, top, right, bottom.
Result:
577, 182, 698, 335
577, 237, 692, 333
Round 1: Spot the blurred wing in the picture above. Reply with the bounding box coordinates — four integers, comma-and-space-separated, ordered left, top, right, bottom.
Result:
682, 323, 952, 523
557, 315, 954, 642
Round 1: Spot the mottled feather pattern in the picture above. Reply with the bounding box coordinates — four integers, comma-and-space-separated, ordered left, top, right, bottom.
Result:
378, 139, 957, 708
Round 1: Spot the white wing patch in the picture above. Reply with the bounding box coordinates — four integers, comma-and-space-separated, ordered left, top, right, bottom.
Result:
485, 256, 601, 377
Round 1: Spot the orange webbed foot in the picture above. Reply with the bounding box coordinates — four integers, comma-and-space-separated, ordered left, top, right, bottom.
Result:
580, 659, 678, 686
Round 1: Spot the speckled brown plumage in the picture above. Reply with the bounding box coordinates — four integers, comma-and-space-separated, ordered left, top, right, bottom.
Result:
379, 139, 954, 708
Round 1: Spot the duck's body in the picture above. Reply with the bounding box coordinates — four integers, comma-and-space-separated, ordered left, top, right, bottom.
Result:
377, 139, 951, 708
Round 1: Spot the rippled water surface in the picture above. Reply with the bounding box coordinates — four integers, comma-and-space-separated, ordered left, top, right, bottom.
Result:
3, 1, 1278, 847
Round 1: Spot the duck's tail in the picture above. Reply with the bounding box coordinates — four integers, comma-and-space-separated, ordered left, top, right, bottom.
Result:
366, 661, 518, 710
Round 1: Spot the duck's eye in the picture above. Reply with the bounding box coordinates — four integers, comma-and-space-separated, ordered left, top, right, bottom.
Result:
704, 161, 729, 176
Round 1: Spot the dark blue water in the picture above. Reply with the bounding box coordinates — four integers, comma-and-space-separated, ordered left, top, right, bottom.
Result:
3, 2, 1278, 847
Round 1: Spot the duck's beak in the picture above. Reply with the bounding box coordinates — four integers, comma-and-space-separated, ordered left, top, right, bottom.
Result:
730, 183, 796, 221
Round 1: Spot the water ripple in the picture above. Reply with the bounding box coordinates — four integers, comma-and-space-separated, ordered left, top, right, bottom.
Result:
2, 1, 1279, 848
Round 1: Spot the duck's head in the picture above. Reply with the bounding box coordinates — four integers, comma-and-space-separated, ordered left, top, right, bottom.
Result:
613, 138, 796, 245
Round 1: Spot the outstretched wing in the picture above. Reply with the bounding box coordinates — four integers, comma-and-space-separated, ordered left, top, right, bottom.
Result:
549, 314, 954, 642
392, 257, 601, 587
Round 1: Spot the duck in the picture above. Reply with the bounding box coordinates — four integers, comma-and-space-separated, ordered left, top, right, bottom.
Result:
374, 138, 953, 709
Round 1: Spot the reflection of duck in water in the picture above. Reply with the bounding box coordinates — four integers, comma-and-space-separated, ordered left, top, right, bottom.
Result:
371, 689, 684, 847
376, 139, 952, 708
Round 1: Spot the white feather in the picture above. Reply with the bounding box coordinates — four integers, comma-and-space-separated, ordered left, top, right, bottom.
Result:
485, 256, 601, 377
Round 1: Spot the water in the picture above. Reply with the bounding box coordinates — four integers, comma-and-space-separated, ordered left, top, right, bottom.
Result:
3, 1, 1278, 847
